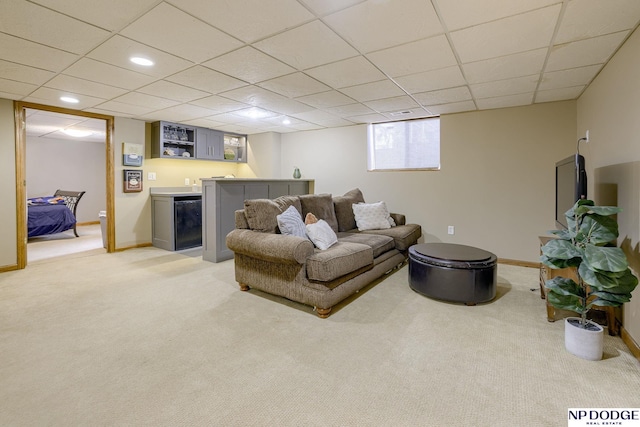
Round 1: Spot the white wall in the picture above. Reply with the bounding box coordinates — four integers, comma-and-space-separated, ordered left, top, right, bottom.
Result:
577, 26, 640, 348
281, 101, 577, 264
26, 136, 106, 223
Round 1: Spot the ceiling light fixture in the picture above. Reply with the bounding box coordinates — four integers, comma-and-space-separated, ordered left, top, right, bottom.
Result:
130, 57, 154, 66
60, 96, 79, 104
62, 128, 93, 138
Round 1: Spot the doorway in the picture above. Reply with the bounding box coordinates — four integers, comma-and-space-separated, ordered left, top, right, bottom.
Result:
14, 101, 115, 269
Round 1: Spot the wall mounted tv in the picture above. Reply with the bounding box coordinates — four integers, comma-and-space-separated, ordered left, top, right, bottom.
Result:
555, 154, 587, 229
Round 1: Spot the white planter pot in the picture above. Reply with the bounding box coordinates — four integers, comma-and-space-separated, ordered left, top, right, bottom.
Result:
564, 317, 604, 361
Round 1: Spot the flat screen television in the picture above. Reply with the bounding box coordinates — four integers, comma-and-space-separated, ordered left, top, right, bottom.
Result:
555, 154, 587, 229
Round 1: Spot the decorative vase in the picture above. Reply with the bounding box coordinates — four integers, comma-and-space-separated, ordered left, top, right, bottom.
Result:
564, 317, 604, 361
293, 167, 301, 179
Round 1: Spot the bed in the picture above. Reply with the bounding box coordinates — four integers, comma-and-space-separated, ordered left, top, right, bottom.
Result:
27, 190, 85, 238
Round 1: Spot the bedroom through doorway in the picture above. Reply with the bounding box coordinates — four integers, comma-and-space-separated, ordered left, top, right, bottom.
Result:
14, 102, 115, 269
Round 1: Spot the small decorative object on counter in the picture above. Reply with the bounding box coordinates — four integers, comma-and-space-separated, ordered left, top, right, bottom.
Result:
293, 167, 301, 179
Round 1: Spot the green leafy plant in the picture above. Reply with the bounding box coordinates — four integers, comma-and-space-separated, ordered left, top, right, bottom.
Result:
541, 199, 638, 328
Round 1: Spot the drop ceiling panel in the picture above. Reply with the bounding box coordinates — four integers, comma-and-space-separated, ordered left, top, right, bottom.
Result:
426, 100, 476, 115
536, 86, 585, 103
45, 75, 128, 100
291, 109, 353, 127
306, 56, 387, 89
546, 31, 629, 72
63, 58, 156, 90
221, 86, 316, 115
29, 0, 160, 31
111, 92, 180, 110
189, 95, 250, 113
395, 66, 466, 94
254, 20, 359, 70
87, 35, 194, 78
325, 0, 443, 53
476, 93, 534, 109
202, 47, 295, 84
414, 86, 473, 106
0, 0, 110, 54
137, 81, 210, 103
25, 87, 106, 109
435, 0, 558, 31
94, 100, 157, 116
299, 0, 365, 16
295, 90, 356, 109
451, 5, 560, 63
366, 36, 457, 77
463, 49, 547, 84
556, 0, 640, 44
0, 60, 55, 85
257, 73, 330, 98
538, 65, 601, 91
121, 3, 243, 63
0, 33, 78, 72
325, 103, 375, 116
171, 0, 315, 43
141, 103, 215, 122
0, 79, 38, 97
364, 95, 420, 113
470, 75, 539, 99
339, 80, 406, 103
166, 66, 247, 94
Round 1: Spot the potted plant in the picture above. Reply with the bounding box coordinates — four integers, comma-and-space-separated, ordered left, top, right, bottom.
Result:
540, 199, 638, 360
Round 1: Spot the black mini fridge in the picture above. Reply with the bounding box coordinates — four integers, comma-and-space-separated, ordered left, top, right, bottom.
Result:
174, 197, 202, 250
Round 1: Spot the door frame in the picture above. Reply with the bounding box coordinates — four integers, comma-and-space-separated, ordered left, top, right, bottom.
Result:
14, 101, 115, 269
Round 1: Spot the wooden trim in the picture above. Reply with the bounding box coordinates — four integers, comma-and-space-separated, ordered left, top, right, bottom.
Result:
620, 326, 640, 361
13, 101, 115, 268
77, 221, 100, 226
498, 258, 539, 269
0, 264, 19, 273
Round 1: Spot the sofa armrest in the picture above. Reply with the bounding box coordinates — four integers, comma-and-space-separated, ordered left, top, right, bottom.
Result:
390, 213, 406, 226
226, 229, 314, 265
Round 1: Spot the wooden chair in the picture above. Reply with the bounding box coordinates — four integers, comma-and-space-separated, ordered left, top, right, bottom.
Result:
53, 189, 86, 237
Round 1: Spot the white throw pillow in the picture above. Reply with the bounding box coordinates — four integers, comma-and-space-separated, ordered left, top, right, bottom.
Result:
276, 205, 307, 238
306, 219, 338, 250
352, 201, 394, 231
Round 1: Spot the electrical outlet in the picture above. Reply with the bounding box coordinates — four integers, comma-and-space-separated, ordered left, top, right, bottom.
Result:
585, 130, 589, 143
448, 226, 455, 235
184, 178, 190, 185
147, 172, 156, 181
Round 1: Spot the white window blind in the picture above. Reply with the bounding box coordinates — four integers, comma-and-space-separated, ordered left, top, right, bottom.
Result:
367, 117, 440, 171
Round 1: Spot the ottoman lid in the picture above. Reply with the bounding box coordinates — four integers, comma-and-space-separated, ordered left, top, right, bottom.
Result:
412, 243, 495, 263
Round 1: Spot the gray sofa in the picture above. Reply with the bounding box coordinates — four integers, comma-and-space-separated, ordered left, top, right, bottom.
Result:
225, 189, 422, 318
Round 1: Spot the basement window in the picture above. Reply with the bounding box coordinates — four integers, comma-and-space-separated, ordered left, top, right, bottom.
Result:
367, 117, 440, 171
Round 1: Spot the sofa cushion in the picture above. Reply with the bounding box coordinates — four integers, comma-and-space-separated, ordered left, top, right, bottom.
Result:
337, 233, 395, 258
306, 242, 373, 282
333, 188, 365, 232
277, 205, 307, 238
363, 223, 422, 251
299, 193, 339, 232
353, 201, 395, 231
244, 196, 302, 233
306, 219, 338, 250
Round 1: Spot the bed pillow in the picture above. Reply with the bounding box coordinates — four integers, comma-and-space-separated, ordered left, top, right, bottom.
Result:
276, 205, 307, 238
353, 201, 395, 231
306, 219, 338, 250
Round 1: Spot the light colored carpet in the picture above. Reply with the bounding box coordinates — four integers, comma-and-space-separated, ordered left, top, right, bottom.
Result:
27, 224, 105, 263
0, 247, 639, 426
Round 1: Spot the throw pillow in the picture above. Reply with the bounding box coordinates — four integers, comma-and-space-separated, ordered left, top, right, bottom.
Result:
244, 196, 302, 233
299, 193, 339, 232
305, 212, 318, 225
333, 188, 365, 231
276, 205, 307, 238
352, 201, 394, 231
306, 219, 338, 250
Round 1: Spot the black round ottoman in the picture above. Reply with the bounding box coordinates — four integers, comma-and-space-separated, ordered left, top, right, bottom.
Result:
408, 243, 497, 305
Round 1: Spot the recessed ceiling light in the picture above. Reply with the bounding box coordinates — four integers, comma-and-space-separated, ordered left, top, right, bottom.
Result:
60, 96, 79, 104
130, 57, 154, 66
62, 129, 92, 138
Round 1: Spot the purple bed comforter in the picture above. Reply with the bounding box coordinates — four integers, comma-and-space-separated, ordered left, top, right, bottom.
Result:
28, 204, 76, 238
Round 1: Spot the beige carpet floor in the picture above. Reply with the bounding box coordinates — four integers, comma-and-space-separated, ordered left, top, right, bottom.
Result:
0, 246, 639, 426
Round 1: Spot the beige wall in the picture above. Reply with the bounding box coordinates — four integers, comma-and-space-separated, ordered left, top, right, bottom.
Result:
0, 99, 17, 269
577, 26, 640, 347
281, 101, 576, 263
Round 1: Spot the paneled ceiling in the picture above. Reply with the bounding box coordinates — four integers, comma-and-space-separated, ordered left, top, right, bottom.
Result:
3, 0, 640, 135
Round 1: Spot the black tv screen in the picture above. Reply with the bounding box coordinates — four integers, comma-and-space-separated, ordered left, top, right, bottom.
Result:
555, 154, 587, 229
